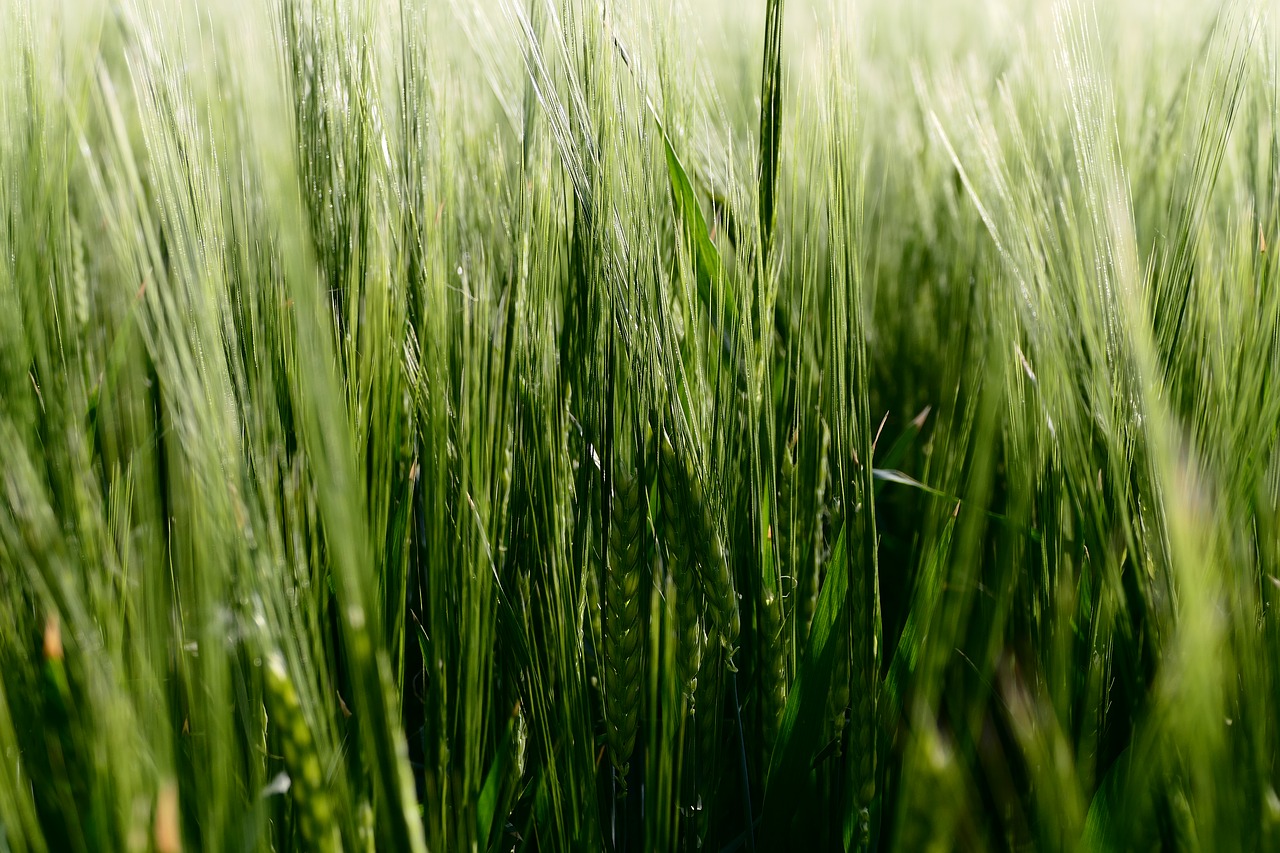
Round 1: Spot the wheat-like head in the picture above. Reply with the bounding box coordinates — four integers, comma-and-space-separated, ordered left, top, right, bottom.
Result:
604, 462, 648, 785
264, 655, 341, 853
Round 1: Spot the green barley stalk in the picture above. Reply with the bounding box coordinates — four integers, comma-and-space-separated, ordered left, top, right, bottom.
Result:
693, 644, 724, 844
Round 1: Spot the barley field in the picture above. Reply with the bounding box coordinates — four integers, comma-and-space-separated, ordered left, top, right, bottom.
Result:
1, 0, 1278, 850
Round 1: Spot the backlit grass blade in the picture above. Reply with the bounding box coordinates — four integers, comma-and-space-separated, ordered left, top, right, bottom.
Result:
758, 0, 784, 259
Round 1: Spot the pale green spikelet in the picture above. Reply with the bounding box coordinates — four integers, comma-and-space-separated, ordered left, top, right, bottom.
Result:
264, 654, 341, 853
69, 217, 89, 336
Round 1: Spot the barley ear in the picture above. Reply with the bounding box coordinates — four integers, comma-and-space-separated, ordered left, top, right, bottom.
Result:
660, 430, 738, 668
604, 463, 648, 788
264, 654, 341, 853
798, 421, 831, 644
759, 586, 787, 752
659, 431, 704, 702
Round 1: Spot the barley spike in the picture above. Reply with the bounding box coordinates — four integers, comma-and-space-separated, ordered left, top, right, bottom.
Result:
604, 462, 648, 784
264, 654, 341, 853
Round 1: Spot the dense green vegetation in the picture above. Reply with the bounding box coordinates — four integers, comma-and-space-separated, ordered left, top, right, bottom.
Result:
2, 0, 1278, 849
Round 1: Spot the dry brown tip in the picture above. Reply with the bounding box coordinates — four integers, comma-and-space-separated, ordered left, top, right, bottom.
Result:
155, 781, 181, 853
43, 614, 63, 663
